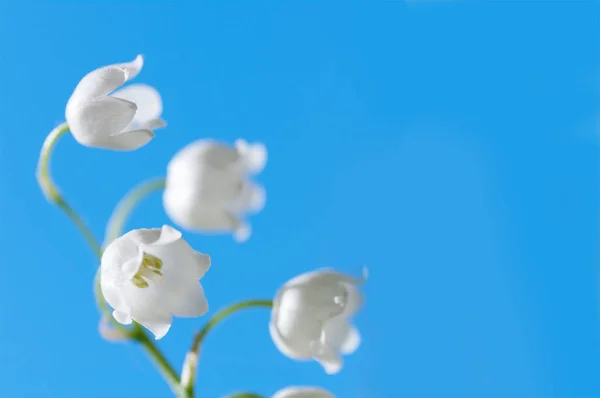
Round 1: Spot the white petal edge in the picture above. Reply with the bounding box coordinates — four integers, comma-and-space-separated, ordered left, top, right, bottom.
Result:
145, 225, 182, 247
66, 66, 129, 114
315, 347, 343, 375
111, 83, 162, 123
269, 320, 306, 360
67, 97, 137, 148
134, 313, 173, 340
340, 325, 361, 354
170, 283, 209, 317
233, 221, 251, 242
191, 251, 211, 279
117, 54, 144, 81
273, 386, 335, 398
113, 310, 133, 325
106, 128, 154, 151
235, 139, 267, 174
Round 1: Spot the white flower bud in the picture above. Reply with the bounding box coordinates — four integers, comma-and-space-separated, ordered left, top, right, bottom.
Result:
163, 139, 267, 242
65, 55, 166, 151
269, 268, 365, 374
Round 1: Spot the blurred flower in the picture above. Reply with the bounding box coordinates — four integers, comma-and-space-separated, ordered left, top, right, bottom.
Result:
65, 55, 166, 150
269, 268, 366, 374
273, 387, 334, 398
100, 225, 210, 339
98, 315, 129, 343
163, 139, 267, 242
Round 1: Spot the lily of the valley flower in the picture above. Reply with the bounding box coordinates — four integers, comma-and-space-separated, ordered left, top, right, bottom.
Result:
163, 139, 267, 242
270, 268, 366, 374
100, 225, 210, 339
273, 387, 334, 398
65, 55, 166, 151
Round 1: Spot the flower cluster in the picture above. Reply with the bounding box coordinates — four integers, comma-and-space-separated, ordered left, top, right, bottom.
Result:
39, 55, 367, 398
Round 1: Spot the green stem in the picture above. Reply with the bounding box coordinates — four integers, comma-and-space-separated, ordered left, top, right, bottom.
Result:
36, 123, 103, 258
104, 177, 166, 248
183, 300, 273, 396
134, 329, 190, 398
37, 123, 187, 398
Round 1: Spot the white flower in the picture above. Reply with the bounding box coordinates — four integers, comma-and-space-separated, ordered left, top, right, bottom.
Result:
273, 387, 334, 398
100, 225, 210, 339
65, 55, 166, 151
270, 268, 366, 374
163, 139, 267, 242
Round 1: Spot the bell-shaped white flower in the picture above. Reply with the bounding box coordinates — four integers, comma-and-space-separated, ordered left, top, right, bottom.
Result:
270, 268, 366, 374
272, 387, 334, 398
65, 55, 166, 151
100, 225, 210, 339
163, 138, 267, 242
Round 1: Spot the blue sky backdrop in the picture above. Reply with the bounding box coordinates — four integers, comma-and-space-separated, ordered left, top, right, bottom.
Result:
1, 1, 600, 397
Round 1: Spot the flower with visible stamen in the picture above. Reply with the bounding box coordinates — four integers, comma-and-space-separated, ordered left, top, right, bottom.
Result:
100, 225, 210, 339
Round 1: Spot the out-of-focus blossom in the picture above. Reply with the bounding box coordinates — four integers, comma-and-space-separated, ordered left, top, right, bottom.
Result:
164, 139, 266, 242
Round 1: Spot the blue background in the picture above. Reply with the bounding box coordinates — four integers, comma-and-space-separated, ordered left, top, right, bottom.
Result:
1, 1, 600, 397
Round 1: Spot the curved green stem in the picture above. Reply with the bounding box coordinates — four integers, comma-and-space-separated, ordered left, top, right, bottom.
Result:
104, 177, 166, 248
37, 123, 103, 257
133, 328, 190, 398
183, 300, 273, 396
37, 124, 187, 398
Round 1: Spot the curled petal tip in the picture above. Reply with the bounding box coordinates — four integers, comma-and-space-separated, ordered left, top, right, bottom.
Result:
233, 223, 251, 243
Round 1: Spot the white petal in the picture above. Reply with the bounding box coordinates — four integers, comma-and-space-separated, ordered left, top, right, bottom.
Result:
112, 83, 162, 124
163, 195, 241, 232
269, 320, 306, 360
117, 54, 144, 81
107, 129, 154, 151
170, 283, 208, 317
121, 250, 144, 280
66, 66, 129, 113
169, 139, 239, 173
341, 282, 364, 317
340, 326, 360, 354
101, 234, 144, 286
67, 97, 136, 148
271, 288, 323, 358
282, 269, 363, 317
112, 310, 132, 325
233, 221, 251, 242
323, 318, 361, 354
248, 183, 266, 213
315, 346, 343, 375
273, 387, 334, 398
101, 271, 126, 309
190, 251, 211, 279
134, 312, 172, 340
230, 181, 266, 214
235, 139, 267, 174
137, 118, 167, 131
144, 225, 182, 247
125, 228, 161, 245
